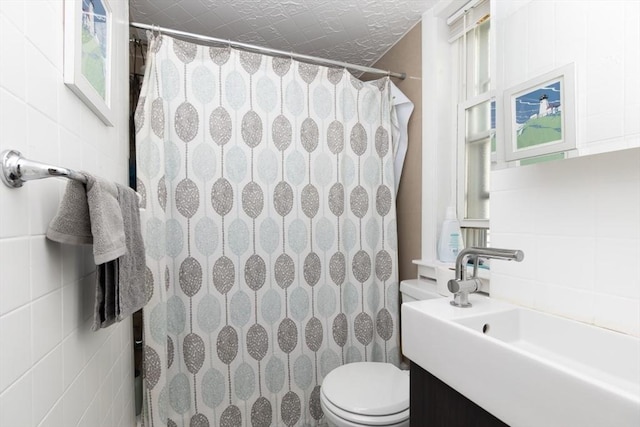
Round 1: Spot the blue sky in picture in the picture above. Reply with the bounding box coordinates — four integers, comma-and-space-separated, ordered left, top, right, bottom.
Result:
515, 81, 561, 124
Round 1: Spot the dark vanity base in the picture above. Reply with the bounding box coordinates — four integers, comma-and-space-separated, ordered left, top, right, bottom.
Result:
410, 362, 510, 427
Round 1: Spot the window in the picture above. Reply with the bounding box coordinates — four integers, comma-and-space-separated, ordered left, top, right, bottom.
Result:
449, 0, 492, 247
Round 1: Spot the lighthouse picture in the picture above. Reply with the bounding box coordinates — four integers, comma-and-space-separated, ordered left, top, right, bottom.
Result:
504, 64, 575, 162
514, 80, 562, 150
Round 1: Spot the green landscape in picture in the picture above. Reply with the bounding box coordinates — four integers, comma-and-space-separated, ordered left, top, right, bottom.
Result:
516, 114, 561, 149
81, 26, 106, 99
520, 151, 565, 166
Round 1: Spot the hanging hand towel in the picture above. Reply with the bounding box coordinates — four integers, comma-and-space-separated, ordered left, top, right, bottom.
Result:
47, 173, 127, 264
47, 173, 147, 330
84, 174, 127, 264
46, 179, 93, 244
115, 183, 147, 321
93, 260, 118, 330
92, 183, 147, 330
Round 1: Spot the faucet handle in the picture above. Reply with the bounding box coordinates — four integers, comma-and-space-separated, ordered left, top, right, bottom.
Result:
447, 278, 482, 294
447, 278, 483, 307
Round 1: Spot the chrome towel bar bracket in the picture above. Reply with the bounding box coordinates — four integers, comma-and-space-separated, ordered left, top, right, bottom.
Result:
1, 149, 88, 188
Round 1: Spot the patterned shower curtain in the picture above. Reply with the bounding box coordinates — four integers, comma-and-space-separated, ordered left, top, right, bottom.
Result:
135, 34, 400, 427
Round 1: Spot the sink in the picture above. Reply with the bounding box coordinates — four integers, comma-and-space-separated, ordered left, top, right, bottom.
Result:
402, 295, 640, 427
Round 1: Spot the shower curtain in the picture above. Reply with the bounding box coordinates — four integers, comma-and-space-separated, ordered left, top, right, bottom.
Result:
135, 34, 400, 427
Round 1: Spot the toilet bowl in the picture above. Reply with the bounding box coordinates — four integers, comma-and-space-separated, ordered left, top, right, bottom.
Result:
319, 280, 443, 426
320, 362, 410, 427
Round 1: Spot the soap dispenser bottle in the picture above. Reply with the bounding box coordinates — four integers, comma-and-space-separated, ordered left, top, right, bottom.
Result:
438, 206, 464, 263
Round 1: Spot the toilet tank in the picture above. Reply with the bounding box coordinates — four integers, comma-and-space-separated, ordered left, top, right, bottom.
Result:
400, 279, 442, 303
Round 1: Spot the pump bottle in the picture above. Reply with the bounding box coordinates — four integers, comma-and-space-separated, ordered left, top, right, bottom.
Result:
438, 207, 464, 263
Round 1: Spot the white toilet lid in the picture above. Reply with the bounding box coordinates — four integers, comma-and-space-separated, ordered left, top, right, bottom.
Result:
321, 362, 409, 416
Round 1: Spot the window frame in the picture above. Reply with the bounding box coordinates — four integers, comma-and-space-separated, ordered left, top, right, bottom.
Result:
457, 92, 494, 229
450, 0, 493, 235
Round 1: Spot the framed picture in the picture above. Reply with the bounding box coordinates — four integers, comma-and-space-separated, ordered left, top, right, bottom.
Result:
503, 64, 575, 161
63, 0, 114, 126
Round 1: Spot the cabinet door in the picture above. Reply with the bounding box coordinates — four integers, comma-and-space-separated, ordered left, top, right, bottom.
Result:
410, 362, 509, 427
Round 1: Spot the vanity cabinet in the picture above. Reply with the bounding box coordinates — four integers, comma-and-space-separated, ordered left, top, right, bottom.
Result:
410, 362, 509, 427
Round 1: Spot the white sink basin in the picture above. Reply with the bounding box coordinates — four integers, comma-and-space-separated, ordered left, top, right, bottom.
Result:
402, 295, 640, 427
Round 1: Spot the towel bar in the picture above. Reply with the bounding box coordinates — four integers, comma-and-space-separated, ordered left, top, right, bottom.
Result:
1, 149, 88, 188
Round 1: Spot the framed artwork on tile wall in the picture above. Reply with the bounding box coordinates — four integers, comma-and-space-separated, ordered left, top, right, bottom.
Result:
503, 63, 576, 161
63, 0, 114, 126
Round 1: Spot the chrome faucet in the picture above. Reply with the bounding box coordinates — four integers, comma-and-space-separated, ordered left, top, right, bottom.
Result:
447, 247, 524, 307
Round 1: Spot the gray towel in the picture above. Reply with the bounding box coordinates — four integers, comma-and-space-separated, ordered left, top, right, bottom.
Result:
93, 261, 118, 330
92, 184, 147, 330
46, 179, 93, 244
84, 174, 127, 264
46, 173, 147, 330
47, 173, 127, 265
115, 183, 147, 321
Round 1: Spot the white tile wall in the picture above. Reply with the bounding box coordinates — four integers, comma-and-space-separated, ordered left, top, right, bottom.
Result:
0, 371, 32, 427
491, 148, 640, 337
0, 1, 136, 426
495, 0, 640, 156
491, 0, 640, 337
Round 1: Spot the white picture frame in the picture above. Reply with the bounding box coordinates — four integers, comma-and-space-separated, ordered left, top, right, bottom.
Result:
503, 64, 576, 162
63, 0, 114, 126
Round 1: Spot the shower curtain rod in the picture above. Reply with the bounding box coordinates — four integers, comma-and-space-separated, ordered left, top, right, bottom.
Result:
129, 22, 406, 80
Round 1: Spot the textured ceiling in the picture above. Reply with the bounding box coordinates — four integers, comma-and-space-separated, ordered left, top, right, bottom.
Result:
129, 0, 437, 68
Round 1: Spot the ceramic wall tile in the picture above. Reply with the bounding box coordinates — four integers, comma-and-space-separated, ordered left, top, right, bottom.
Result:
0, 0, 135, 424
492, 0, 640, 337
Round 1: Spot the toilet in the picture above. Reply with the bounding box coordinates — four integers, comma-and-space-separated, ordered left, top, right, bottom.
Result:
320, 279, 442, 427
